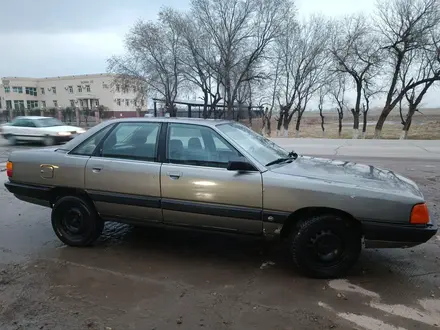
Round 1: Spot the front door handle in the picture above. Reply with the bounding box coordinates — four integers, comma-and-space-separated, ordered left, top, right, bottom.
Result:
167, 171, 182, 180
92, 166, 103, 173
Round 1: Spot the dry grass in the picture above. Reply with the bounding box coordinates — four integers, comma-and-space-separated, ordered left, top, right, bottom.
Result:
249, 109, 440, 139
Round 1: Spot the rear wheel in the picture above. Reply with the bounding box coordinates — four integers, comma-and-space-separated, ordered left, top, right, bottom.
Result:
290, 214, 361, 278
51, 196, 104, 247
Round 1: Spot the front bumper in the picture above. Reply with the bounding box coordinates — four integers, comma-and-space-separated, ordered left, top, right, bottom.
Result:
363, 221, 438, 248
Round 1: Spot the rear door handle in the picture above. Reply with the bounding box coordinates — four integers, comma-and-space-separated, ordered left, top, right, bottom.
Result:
167, 171, 182, 180
92, 166, 103, 173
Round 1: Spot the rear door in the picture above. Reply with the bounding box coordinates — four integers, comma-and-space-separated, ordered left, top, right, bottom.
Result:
84, 121, 163, 224
160, 123, 263, 234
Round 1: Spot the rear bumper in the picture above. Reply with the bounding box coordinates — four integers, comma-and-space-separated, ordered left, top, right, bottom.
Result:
4, 181, 52, 207
363, 221, 438, 248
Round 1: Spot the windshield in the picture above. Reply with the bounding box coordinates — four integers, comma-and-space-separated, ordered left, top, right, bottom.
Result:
217, 123, 291, 166
35, 118, 64, 127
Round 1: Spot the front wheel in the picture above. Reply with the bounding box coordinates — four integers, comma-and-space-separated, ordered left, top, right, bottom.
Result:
51, 196, 104, 247
43, 135, 55, 146
290, 214, 361, 278
5, 134, 17, 145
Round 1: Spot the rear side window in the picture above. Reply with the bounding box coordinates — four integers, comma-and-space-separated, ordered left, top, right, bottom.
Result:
70, 125, 113, 156
99, 122, 161, 161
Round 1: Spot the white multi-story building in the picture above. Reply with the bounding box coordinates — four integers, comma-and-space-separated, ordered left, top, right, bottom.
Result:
0, 73, 147, 118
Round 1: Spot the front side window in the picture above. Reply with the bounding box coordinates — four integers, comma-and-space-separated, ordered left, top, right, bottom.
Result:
217, 123, 290, 166
21, 119, 36, 127
70, 124, 113, 156
167, 124, 243, 168
99, 122, 160, 161
35, 118, 63, 127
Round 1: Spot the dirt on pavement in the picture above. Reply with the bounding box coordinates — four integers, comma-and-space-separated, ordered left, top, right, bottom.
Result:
0, 149, 439, 330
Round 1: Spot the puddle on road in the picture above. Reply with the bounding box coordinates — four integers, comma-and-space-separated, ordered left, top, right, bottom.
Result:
320, 279, 440, 330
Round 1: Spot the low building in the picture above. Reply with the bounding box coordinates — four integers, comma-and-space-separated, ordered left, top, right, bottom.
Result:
0, 73, 147, 118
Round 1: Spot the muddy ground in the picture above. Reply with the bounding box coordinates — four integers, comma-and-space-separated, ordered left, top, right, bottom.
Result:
0, 141, 439, 330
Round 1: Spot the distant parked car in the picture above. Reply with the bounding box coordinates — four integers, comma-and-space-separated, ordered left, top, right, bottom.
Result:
1, 116, 86, 146
3, 118, 438, 278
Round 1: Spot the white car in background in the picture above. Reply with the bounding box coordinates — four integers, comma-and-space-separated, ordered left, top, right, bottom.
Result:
1, 116, 86, 146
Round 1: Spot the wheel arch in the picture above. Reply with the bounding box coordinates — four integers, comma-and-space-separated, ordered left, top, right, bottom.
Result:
49, 186, 95, 208
279, 207, 362, 239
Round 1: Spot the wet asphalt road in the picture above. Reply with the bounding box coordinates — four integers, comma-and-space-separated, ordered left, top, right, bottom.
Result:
0, 139, 440, 330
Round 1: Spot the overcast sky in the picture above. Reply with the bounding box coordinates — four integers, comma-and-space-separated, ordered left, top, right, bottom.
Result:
1, 0, 375, 78
1, 0, 437, 107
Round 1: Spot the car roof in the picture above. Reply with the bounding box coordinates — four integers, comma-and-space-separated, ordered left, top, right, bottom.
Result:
15, 116, 52, 120
107, 117, 232, 127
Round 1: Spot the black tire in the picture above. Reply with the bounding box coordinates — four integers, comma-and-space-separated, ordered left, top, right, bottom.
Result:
290, 214, 361, 278
5, 134, 17, 145
51, 196, 103, 247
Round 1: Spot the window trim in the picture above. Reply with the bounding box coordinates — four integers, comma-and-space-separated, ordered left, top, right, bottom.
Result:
164, 123, 249, 169
92, 121, 163, 163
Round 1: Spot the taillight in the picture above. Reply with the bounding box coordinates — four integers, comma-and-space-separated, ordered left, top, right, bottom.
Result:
6, 161, 12, 178
410, 203, 430, 224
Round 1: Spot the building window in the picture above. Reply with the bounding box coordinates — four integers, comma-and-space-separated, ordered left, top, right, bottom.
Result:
116, 84, 120, 92
116, 99, 121, 106
14, 100, 25, 110
133, 86, 137, 93
134, 100, 137, 107
77, 85, 82, 93
70, 100, 75, 107
95, 99, 99, 107
41, 101, 46, 108
25, 87, 37, 96
125, 99, 130, 106
102, 83, 109, 89
141, 99, 145, 107
40, 87, 45, 95
13, 86, 23, 93
122, 86, 128, 93
68, 86, 73, 94
4, 86, 10, 93
6, 100, 12, 109
85, 85, 91, 92
53, 100, 58, 107
52, 87, 56, 94
26, 100, 39, 109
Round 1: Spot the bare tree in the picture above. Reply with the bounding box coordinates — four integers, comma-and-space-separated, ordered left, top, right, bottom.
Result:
398, 36, 440, 138
191, 0, 293, 119
276, 15, 332, 137
108, 8, 184, 116
374, 0, 440, 138
330, 14, 382, 139
329, 74, 348, 137
317, 86, 329, 137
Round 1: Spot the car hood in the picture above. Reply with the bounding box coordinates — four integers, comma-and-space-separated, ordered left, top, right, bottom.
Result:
41, 125, 83, 132
270, 156, 423, 198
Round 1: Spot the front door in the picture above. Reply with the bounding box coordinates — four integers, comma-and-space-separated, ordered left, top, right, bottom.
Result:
84, 121, 163, 223
161, 123, 263, 234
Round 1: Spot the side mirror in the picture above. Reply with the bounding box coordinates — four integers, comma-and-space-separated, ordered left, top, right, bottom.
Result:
227, 160, 256, 172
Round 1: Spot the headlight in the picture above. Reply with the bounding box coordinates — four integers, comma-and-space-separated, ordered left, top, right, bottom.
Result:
57, 131, 71, 136
76, 128, 86, 134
